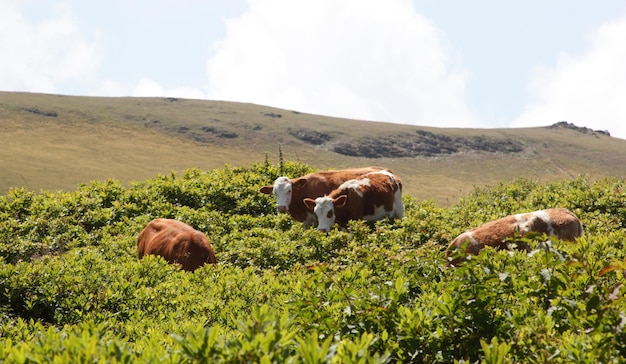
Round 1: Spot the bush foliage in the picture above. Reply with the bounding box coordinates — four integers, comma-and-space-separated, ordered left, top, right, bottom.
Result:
1, 161, 625, 363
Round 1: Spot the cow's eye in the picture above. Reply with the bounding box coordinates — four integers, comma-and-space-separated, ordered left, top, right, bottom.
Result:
327, 210, 334, 218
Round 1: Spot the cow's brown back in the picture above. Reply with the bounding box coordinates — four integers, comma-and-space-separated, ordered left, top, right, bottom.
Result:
137, 218, 216, 271
546, 208, 583, 241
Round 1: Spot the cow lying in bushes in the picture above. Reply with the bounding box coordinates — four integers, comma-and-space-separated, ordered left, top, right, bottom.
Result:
137, 218, 216, 271
446, 208, 583, 266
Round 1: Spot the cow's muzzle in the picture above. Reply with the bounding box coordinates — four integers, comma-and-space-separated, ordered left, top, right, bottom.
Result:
277, 206, 288, 213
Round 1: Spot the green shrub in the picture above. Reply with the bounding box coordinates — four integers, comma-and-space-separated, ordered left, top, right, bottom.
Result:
1, 163, 626, 362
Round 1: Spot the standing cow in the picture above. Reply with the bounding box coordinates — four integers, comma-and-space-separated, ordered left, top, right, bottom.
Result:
303, 170, 405, 232
137, 218, 216, 271
446, 208, 583, 266
259, 167, 385, 227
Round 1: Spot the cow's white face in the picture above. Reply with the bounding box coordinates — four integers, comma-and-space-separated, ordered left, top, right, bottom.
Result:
312, 196, 336, 232
307, 195, 348, 232
272, 177, 293, 213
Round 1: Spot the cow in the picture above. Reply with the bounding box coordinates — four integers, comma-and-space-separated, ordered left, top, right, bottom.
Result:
446, 208, 583, 266
137, 218, 216, 272
259, 167, 386, 227
302, 170, 405, 232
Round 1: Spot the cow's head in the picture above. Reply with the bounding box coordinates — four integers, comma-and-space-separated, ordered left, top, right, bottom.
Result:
260, 177, 307, 213
303, 195, 347, 232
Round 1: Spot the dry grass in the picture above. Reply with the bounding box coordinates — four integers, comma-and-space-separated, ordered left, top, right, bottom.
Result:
2, 91, 626, 206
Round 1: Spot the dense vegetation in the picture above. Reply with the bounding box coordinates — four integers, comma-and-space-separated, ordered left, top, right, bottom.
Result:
1, 161, 625, 363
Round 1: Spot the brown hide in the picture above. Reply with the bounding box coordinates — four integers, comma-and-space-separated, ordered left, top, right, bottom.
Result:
259, 167, 385, 223
328, 172, 403, 228
137, 218, 216, 271
446, 208, 582, 266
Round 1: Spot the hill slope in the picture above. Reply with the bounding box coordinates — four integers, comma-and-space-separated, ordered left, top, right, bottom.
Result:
1, 91, 625, 206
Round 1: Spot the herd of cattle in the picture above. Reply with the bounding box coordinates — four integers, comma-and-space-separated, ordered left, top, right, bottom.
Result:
137, 167, 583, 271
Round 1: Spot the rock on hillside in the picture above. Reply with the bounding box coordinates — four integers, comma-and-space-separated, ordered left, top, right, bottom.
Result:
331, 130, 524, 158
548, 121, 610, 137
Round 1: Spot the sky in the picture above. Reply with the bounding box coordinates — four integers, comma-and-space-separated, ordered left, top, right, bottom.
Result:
2, 0, 626, 140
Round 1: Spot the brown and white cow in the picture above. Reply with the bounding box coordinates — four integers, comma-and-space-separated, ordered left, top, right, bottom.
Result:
259, 167, 386, 227
137, 218, 216, 272
446, 208, 583, 266
302, 170, 405, 232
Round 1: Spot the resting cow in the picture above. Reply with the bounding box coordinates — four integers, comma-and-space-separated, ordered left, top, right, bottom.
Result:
259, 167, 385, 227
137, 218, 216, 271
446, 208, 583, 266
303, 170, 405, 232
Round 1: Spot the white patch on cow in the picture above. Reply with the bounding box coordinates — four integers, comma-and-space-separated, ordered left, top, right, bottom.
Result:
365, 169, 392, 178
313, 196, 336, 232
467, 232, 480, 247
272, 177, 293, 211
392, 189, 405, 219
363, 204, 391, 221
337, 177, 370, 197
513, 213, 528, 233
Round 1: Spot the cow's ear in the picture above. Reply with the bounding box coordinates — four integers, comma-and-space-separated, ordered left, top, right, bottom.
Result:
259, 186, 273, 194
303, 198, 316, 211
334, 195, 348, 208
293, 178, 307, 190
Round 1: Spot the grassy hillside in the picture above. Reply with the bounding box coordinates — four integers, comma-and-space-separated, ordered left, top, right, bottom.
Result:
2, 91, 626, 206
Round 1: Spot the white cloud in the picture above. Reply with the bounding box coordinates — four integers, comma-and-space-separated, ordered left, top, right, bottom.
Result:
131, 78, 166, 97
206, 0, 477, 127
512, 12, 626, 139
0, 1, 103, 94
131, 78, 206, 100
